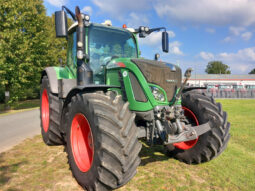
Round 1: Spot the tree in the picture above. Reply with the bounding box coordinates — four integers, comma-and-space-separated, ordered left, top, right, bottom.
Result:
249, 68, 255, 74
0, 0, 47, 102
0, 0, 68, 103
205, 61, 231, 74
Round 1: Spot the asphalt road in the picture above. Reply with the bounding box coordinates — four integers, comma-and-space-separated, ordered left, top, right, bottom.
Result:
0, 109, 40, 153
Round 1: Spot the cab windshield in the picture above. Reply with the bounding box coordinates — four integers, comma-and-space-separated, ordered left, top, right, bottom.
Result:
88, 25, 138, 74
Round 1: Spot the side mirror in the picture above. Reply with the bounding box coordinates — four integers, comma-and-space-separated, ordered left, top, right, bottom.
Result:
55, 10, 68, 38
162, 31, 169, 53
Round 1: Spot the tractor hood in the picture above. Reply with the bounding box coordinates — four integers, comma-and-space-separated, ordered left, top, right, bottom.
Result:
131, 58, 182, 101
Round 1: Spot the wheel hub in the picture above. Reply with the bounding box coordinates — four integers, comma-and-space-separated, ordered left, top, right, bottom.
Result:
173, 107, 199, 150
41, 89, 49, 132
71, 113, 94, 172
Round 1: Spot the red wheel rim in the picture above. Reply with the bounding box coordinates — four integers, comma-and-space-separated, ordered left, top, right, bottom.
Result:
71, 114, 94, 172
41, 89, 49, 132
173, 107, 199, 150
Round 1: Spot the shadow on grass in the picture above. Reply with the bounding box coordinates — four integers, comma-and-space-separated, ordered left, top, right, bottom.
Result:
139, 140, 171, 166
0, 153, 28, 189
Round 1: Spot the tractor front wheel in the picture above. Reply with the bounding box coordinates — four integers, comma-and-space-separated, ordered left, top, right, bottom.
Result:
166, 91, 230, 164
64, 91, 141, 191
40, 76, 64, 145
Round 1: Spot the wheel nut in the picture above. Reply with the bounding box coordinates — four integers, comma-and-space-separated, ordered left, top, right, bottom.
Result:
190, 131, 195, 136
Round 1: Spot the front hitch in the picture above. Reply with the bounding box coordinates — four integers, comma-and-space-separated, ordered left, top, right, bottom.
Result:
165, 122, 211, 145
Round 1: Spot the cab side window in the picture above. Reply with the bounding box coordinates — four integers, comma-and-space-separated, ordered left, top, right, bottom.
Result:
67, 32, 77, 69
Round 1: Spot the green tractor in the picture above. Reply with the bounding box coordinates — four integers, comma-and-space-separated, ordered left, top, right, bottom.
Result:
40, 6, 230, 191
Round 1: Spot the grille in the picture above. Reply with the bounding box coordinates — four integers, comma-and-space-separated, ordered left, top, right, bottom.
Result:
131, 59, 182, 101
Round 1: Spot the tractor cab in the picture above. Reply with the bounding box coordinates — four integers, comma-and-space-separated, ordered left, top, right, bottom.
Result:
88, 24, 138, 84
67, 22, 139, 84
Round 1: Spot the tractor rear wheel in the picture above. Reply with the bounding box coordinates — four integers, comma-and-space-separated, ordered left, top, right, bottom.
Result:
40, 76, 64, 145
166, 91, 230, 164
64, 91, 141, 191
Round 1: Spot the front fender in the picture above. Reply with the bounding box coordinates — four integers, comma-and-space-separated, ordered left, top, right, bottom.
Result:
41, 67, 59, 94
63, 85, 120, 109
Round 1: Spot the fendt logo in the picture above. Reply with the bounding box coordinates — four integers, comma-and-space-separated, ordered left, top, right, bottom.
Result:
166, 79, 177, 83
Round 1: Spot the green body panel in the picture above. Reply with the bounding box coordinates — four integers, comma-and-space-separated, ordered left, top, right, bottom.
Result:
106, 58, 171, 111
106, 70, 122, 95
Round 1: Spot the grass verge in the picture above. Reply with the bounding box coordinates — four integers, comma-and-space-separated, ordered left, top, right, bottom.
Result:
0, 99, 254, 191
0, 99, 40, 115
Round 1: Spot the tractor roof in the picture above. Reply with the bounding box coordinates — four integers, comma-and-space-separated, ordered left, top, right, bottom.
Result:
68, 22, 134, 34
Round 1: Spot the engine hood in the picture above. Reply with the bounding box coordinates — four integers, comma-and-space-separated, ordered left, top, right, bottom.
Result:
131, 58, 182, 101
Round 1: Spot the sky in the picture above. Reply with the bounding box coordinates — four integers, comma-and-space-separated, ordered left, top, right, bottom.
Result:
44, 0, 255, 74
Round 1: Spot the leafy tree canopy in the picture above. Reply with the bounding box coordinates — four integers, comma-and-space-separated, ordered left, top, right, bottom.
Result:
249, 68, 255, 74
0, 0, 68, 102
205, 61, 231, 74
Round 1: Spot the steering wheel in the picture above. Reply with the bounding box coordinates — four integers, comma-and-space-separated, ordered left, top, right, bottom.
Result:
103, 55, 120, 65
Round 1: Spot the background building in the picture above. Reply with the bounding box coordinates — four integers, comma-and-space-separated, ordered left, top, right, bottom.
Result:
186, 74, 255, 98
188, 74, 255, 90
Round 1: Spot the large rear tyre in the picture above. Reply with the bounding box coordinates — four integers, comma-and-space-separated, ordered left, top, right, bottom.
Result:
64, 91, 141, 191
40, 76, 64, 145
166, 91, 230, 164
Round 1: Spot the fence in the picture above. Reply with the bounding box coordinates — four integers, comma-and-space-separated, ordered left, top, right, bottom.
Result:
195, 89, 255, 99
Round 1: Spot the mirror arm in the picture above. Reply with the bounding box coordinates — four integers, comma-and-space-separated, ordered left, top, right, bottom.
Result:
62, 6, 76, 21
134, 27, 166, 34
148, 27, 166, 34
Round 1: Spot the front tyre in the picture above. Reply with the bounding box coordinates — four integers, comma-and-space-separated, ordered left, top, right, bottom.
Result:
40, 76, 64, 145
64, 91, 141, 191
166, 91, 230, 164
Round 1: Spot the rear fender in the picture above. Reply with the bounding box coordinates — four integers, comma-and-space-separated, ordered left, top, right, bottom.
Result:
182, 86, 207, 93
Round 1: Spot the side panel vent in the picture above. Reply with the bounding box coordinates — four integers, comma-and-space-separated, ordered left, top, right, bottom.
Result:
129, 72, 148, 102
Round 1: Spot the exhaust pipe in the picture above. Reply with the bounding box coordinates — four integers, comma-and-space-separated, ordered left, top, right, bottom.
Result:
75, 6, 93, 86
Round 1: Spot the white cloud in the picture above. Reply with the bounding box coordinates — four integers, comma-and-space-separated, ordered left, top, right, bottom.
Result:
139, 31, 175, 46
205, 28, 215, 34
229, 26, 245, 36
168, 31, 176, 38
223, 27, 252, 42
241, 32, 252, 41
218, 47, 255, 73
91, 0, 255, 29
127, 12, 149, 28
219, 47, 255, 62
169, 41, 183, 55
91, 0, 255, 28
154, 0, 255, 26
194, 48, 255, 74
82, 6, 92, 16
199, 51, 214, 60
91, 0, 153, 27
92, 0, 152, 17
223, 36, 232, 43
46, 0, 67, 7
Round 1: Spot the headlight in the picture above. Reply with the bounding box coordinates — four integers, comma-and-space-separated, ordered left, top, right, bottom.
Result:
150, 86, 166, 102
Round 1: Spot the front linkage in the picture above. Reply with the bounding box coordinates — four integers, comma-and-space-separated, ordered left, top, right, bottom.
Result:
147, 68, 210, 146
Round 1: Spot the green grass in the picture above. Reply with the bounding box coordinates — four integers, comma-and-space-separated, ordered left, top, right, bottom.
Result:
0, 99, 254, 191
0, 99, 40, 115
